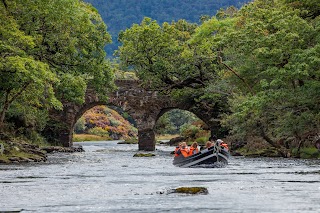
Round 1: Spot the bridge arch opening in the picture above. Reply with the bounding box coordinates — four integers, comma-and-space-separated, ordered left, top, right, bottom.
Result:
155, 108, 210, 144
73, 105, 138, 142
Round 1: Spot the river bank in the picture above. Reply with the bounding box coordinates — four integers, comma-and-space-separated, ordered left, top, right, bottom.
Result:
0, 134, 84, 164
1, 132, 319, 164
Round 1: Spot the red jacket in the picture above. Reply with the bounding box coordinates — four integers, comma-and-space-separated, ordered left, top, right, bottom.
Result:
221, 143, 229, 150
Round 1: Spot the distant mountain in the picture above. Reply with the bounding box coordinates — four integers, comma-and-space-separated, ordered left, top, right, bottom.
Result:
84, 0, 251, 57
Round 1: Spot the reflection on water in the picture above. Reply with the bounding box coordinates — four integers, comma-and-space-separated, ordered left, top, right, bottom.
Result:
0, 141, 319, 213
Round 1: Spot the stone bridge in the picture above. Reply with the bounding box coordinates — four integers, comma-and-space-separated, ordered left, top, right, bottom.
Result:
44, 80, 223, 151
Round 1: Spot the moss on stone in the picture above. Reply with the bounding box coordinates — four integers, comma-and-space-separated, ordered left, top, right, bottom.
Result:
173, 187, 208, 195
0, 138, 47, 164
133, 153, 155, 157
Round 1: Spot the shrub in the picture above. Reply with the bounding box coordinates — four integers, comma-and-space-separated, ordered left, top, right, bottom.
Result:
88, 127, 109, 137
292, 147, 320, 159
180, 124, 201, 139
196, 136, 209, 145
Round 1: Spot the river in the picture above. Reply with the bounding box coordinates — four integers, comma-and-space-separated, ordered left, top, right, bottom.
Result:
0, 140, 319, 212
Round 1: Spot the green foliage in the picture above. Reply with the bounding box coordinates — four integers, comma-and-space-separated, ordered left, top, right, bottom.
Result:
85, 0, 250, 56
202, 0, 320, 145
118, 18, 184, 88
114, 71, 138, 80
0, 4, 62, 130
195, 136, 209, 145
74, 117, 86, 134
73, 134, 110, 142
180, 124, 200, 138
117, 17, 223, 93
3, 0, 114, 103
6, 102, 49, 131
180, 122, 209, 140
0, 0, 114, 142
56, 73, 87, 105
292, 147, 320, 159
155, 109, 198, 135
155, 113, 176, 135
285, 0, 320, 19
88, 127, 109, 137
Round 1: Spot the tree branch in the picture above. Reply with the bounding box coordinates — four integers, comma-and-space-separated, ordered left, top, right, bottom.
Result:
8, 82, 31, 105
161, 76, 206, 93
1, 0, 8, 10
218, 54, 255, 95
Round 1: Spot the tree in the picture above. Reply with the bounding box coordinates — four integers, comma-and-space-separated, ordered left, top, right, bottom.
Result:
206, 0, 320, 148
6, 0, 114, 103
85, 0, 250, 56
117, 17, 223, 92
0, 2, 61, 131
117, 17, 231, 138
0, 0, 114, 134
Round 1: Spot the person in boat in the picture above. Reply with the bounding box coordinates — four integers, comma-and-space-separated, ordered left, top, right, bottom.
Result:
180, 142, 189, 157
174, 143, 182, 157
217, 139, 229, 150
205, 141, 213, 149
209, 134, 217, 142
189, 142, 199, 156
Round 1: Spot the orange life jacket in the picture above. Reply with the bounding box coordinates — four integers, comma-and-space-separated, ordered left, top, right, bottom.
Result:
188, 147, 199, 156
221, 143, 229, 150
180, 147, 189, 157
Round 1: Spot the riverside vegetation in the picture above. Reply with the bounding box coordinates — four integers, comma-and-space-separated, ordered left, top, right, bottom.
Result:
0, 0, 319, 163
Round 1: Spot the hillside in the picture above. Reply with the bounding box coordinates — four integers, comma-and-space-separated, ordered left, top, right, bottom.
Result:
74, 106, 138, 140
84, 0, 251, 56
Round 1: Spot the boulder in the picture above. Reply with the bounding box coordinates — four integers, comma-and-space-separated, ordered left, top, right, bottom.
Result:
41, 146, 84, 153
172, 187, 208, 195
168, 136, 185, 146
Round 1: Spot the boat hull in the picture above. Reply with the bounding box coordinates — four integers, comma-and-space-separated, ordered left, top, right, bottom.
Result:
173, 147, 229, 168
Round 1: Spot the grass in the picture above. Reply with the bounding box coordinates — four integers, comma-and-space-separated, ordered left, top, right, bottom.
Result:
156, 134, 179, 140
292, 147, 320, 159
73, 134, 111, 142
118, 138, 138, 144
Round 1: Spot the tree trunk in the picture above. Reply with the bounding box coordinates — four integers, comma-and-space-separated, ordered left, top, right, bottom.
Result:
257, 121, 287, 157
1, 0, 8, 9
0, 84, 30, 132
0, 91, 11, 132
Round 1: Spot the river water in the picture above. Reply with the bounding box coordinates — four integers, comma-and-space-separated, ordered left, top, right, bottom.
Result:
0, 141, 319, 213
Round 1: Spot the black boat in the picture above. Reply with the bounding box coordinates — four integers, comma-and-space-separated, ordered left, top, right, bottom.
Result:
173, 145, 229, 168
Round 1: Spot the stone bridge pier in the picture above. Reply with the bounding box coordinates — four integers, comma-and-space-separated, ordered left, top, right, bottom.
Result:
43, 80, 224, 151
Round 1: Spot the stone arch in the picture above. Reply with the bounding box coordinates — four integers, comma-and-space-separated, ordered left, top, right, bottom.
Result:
44, 80, 225, 151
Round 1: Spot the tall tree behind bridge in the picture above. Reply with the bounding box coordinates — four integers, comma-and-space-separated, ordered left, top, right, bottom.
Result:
85, 0, 251, 56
